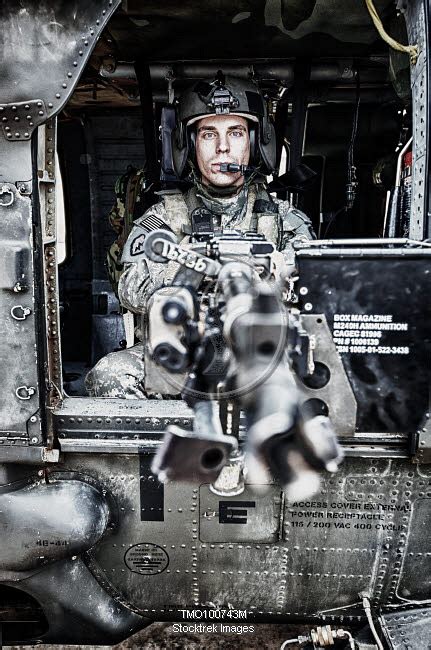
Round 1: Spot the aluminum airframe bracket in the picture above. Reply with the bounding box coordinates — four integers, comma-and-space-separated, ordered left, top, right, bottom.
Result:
295, 314, 357, 435
413, 409, 431, 463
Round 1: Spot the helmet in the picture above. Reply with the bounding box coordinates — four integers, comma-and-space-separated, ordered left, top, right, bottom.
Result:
172, 73, 276, 178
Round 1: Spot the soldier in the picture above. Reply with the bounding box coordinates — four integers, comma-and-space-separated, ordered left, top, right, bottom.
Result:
86, 73, 315, 398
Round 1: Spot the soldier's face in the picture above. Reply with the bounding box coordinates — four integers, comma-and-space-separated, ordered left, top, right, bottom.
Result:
195, 115, 250, 188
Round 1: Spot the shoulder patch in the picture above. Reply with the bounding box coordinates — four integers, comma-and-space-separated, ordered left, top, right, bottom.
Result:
130, 233, 147, 257
135, 212, 174, 234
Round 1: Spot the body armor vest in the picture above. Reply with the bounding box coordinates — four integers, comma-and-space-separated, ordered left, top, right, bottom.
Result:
159, 183, 281, 247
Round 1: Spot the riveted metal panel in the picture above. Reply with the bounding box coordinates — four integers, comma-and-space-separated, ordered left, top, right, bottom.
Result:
0, 2, 122, 455
381, 607, 431, 650
23, 453, 424, 625
199, 485, 282, 543
1, 454, 427, 640
397, 497, 431, 600
405, 0, 428, 239
0, 1, 121, 180
197, 543, 288, 612
86, 455, 199, 613
54, 397, 193, 440
0, 2, 121, 121
410, 62, 427, 238
0, 184, 38, 439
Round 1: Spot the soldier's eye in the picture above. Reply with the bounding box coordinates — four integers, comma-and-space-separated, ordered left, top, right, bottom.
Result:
202, 132, 216, 139
230, 130, 244, 137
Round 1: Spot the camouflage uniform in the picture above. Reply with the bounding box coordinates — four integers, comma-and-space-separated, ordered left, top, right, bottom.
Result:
85, 180, 314, 398
106, 167, 147, 299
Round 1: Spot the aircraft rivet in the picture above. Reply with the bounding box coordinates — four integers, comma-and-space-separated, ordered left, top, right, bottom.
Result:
304, 302, 313, 311
300, 286, 308, 295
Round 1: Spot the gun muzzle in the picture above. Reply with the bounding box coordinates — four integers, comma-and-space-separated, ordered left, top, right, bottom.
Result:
151, 425, 237, 484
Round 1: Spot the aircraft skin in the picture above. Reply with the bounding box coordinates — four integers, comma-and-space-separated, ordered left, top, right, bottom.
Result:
0, 1, 429, 647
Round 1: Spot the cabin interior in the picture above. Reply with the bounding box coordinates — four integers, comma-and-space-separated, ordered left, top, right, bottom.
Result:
55, 0, 414, 395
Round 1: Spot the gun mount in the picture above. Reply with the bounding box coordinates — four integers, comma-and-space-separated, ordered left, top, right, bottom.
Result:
143, 229, 343, 500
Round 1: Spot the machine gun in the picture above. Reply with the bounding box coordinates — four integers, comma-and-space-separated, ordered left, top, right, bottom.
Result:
143, 229, 343, 500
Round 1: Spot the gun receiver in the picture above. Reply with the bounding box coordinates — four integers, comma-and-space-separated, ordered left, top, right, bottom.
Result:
144, 229, 343, 499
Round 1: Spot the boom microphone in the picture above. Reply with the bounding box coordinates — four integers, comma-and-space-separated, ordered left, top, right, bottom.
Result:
218, 163, 256, 174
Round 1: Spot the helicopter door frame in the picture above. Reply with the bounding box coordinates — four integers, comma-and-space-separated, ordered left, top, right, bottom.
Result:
0, 1, 120, 464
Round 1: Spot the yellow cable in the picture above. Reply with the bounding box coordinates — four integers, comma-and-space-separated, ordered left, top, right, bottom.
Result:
365, 0, 419, 65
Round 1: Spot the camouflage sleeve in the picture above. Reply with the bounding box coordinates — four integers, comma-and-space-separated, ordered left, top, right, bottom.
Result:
118, 202, 175, 313
274, 199, 316, 265
117, 259, 162, 313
